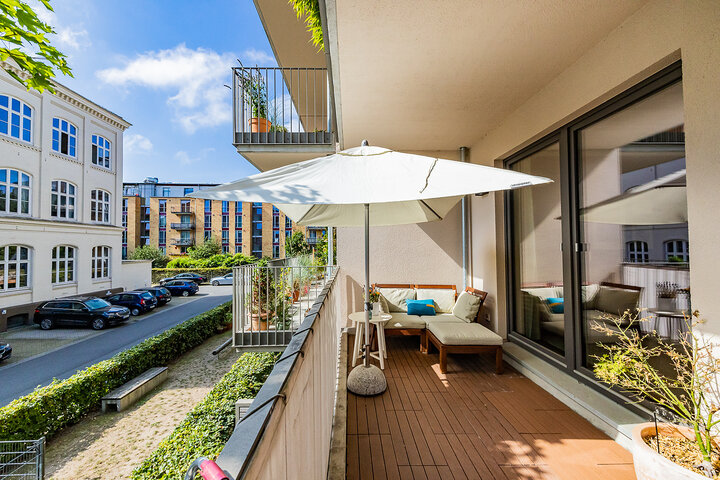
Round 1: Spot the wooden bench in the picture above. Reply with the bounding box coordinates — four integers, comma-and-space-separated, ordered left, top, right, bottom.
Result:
101, 367, 168, 412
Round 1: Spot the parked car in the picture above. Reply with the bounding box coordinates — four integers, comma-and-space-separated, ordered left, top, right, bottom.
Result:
163, 280, 199, 297
159, 272, 206, 285
34, 297, 131, 330
106, 291, 158, 316
135, 286, 172, 306
210, 272, 233, 286
0, 342, 11, 362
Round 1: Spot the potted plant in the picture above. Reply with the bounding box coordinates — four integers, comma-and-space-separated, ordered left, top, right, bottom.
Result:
592, 310, 720, 479
249, 266, 275, 330
365, 288, 381, 316
657, 281, 680, 311
241, 70, 271, 133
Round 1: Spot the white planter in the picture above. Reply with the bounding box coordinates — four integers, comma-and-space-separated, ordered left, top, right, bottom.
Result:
372, 302, 381, 316
632, 423, 713, 480
657, 297, 677, 311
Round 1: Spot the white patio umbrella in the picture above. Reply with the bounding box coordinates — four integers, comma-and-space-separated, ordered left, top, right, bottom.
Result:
190, 142, 551, 395
582, 169, 687, 225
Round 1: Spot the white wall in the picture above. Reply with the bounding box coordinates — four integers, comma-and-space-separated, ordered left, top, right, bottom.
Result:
118, 260, 152, 292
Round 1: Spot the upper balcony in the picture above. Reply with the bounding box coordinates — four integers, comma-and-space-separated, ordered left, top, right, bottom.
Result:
232, 66, 335, 170
170, 222, 195, 230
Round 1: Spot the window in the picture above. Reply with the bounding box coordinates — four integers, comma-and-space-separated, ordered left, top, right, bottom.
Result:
285, 217, 292, 229
162, 187, 171, 197
159, 215, 166, 227
159, 230, 166, 245
158, 199, 167, 214
222, 215, 229, 229
0, 95, 32, 142
90, 189, 110, 223
222, 245, 229, 254
205, 200, 212, 213
180, 200, 191, 213
626, 241, 649, 263
51, 245, 75, 284
91, 135, 111, 168
159, 246, 166, 254
204, 230, 211, 241
222, 201, 229, 213
0, 245, 30, 291
235, 229, 242, 244
235, 245, 242, 253
51, 180, 76, 219
222, 230, 229, 244
0, 168, 31, 215
51, 118, 77, 157
235, 214, 242, 228
273, 245, 280, 258
665, 240, 689, 262
184, 187, 194, 195
91, 246, 110, 279
235, 201, 242, 213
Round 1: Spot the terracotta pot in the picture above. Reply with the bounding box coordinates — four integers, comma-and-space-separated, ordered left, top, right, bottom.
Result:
292, 289, 300, 302
251, 312, 269, 331
632, 422, 717, 480
249, 117, 272, 133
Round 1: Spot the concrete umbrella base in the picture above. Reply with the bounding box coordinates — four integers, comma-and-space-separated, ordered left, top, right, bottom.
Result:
347, 364, 387, 396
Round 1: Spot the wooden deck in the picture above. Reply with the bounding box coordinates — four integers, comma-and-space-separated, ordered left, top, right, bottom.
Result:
346, 336, 635, 480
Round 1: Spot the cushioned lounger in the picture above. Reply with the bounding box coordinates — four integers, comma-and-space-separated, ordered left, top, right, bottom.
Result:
424, 322, 504, 374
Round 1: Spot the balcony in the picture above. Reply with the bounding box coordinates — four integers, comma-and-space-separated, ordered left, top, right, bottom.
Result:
171, 238, 194, 246
170, 222, 195, 230
171, 208, 193, 215
232, 66, 335, 163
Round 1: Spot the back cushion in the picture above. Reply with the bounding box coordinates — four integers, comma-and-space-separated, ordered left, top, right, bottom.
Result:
581, 284, 600, 309
415, 288, 456, 313
376, 287, 416, 312
594, 286, 640, 316
452, 291, 482, 323
522, 287, 561, 301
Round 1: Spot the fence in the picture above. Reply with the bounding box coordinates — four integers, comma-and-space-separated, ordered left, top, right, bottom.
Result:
232, 263, 337, 350
0, 438, 44, 480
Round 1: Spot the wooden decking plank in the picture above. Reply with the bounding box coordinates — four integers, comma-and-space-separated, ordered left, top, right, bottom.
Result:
357, 434, 374, 480
384, 398, 410, 466
395, 410, 423, 465
347, 433, 360, 480
445, 433, 485, 480
369, 434, 388, 480
434, 433, 469, 480
423, 465, 442, 480
404, 410, 435, 465
348, 390, 358, 435
379, 434, 402, 480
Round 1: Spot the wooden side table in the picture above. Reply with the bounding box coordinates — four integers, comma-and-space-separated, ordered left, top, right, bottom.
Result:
349, 311, 391, 369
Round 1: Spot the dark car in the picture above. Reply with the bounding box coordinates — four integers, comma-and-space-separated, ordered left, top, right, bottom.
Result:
0, 342, 11, 362
34, 297, 130, 330
159, 272, 206, 285
106, 291, 158, 316
135, 286, 172, 306
163, 280, 199, 297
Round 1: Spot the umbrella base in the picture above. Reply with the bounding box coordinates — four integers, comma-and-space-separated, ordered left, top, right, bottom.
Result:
347, 364, 387, 396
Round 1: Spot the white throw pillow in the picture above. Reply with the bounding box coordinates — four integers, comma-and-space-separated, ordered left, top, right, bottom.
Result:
452, 291, 482, 323
376, 288, 415, 312
415, 288, 456, 313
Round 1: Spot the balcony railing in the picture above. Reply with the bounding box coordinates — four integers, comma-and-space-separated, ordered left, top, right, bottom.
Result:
232, 66, 335, 152
172, 238, 194, 246
170, 209, 193, 215
170, 222, 195, 230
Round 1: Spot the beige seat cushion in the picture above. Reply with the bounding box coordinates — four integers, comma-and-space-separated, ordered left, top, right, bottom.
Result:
541, 320, 565, 336
452, 291, 482, 323
377, 287, 416, 312
428, 322, 503, 346
415, 288, 456, 313
384, 312, 426, 329
594, 286, 640, 316
423, 313, 465, 326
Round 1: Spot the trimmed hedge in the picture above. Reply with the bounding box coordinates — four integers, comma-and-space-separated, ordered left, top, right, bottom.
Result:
0, 302, 233, 441
131, 352, 277, 479
152, 267, 234, 284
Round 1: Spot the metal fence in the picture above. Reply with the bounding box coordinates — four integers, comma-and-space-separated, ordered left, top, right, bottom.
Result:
0, 438, 44, 480
232, 263, 337, 350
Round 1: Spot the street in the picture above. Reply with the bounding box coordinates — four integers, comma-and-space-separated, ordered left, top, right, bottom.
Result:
0, 286, 232, 407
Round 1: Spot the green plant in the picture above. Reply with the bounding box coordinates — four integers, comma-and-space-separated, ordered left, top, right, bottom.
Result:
0, 0, 73, 92
289, 0, 323, 51
188, 238, 222, 260
285, 231, 311, 257
238, 69, 268, 119
0, 302, 232, 441
128, 245, 169, 268
130, 352, 277, 480
592, 310, 720, 471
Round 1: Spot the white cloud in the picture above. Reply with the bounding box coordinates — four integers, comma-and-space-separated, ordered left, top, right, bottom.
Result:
124, 134, 153, 155
96, 44, 234, 133
31, 2, 90, 51
174, 148, 215, 166
240, 48, 275, 66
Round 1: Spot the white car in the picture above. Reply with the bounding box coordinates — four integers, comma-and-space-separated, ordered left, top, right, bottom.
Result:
210, 272, 233, 286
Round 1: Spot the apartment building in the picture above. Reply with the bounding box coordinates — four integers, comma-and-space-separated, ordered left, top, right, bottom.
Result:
0, 66, 148, 331
123, 180, 326, 258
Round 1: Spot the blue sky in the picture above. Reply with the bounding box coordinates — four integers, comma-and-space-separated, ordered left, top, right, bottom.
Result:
40, 0, 276, 183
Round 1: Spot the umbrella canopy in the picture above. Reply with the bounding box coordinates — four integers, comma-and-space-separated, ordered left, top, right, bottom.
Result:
581, 169, 687, 225
188, 145, 551, 226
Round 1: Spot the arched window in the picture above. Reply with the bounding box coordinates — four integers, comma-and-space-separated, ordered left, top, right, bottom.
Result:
665, 240, 689, 262
91, 135, 111, 169
51, 246, 76, 284
625, 241, 649, 263
50, 180, 77, 219
91, 246, 111, 279
0, 95, 32, 142
0, 168, 31, 215
90, 189, 111, 223
51, 118, 77, 157
0, 245, 30, 291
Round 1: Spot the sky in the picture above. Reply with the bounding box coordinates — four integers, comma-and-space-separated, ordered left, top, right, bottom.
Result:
38, 0, 277, 183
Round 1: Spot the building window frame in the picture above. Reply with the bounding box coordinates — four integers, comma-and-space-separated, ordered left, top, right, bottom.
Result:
664, 239, 689, 262
91, 245, 111, 279
0, 95, 32, 143
91, 134, 111, 169
51, 118, 77, 157
90, 189, 111, 223
51, 245, 76, 284
626, 241, 649, 263
0, 168, 31, 216
0, 245, 31, 292
51, 180, 77, 220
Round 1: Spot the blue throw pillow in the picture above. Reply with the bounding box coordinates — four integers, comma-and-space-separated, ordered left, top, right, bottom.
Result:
546, 297, 564, 314
406, 299, 436, 316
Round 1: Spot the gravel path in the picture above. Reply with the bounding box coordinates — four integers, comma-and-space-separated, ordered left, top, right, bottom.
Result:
45, 332, 239, 480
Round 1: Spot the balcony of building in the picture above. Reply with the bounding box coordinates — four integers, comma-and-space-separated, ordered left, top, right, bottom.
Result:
170, 222, 195, 230
171, 237, 195, 246
170, 208, 193, 215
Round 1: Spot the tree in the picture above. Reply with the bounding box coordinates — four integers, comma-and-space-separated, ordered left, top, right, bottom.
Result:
0, 0, 73, 93
188, 238, 222, 260
289, 0, 323, 51
285, 231, 311, 257
315, 231, 336, 265
128, 245, 169, 268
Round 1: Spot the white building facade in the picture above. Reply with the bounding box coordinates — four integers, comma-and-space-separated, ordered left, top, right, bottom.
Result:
0, 67, 138, 331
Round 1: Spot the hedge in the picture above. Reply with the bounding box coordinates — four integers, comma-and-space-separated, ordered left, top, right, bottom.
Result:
0, 302, 233, 441
131, 352, 277, 479
152, 268, 234, 284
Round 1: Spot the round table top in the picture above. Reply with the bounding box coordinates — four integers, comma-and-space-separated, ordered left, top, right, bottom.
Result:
349, 311, 392, 324
648, 308, 687, 318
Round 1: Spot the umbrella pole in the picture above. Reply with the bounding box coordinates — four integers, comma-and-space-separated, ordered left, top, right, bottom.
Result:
364, 203, 371, 367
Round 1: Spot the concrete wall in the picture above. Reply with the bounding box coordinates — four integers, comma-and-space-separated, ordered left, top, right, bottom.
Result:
118, 260, 152, 291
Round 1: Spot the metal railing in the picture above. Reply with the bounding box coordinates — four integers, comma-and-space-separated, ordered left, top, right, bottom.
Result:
0, 438, 44, 479
170, 209, 193, 214
232, 262, 337, 349
170, 222, 195, 230
171, 238, 194, 246
232, 66, 334, 148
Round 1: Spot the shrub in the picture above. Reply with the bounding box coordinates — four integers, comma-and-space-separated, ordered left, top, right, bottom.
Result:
131, 352, 277, 479
0, 302, 232, 441
188, 238, 222, 260
128, 245, 170, 268
165, 253, 257, 270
